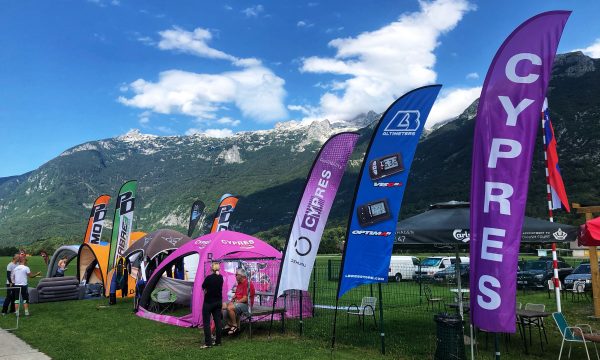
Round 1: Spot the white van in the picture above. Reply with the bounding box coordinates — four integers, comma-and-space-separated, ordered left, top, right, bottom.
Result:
412, 256, 469, 281
388, 256, 420, 282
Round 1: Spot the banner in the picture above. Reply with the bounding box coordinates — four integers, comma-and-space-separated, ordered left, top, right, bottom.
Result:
187, 200, 205, 237
470, 11, 569, 332
108, 180, 138, 269
542, 100, 570, 211
83, 194, 111, 245
210, 194, 239, 233
276, 132, 359, 297
338, 85, 441, 298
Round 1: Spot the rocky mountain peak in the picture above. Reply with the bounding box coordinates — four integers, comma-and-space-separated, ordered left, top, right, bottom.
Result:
553, 51, 596, 78
117, 129, 158, 143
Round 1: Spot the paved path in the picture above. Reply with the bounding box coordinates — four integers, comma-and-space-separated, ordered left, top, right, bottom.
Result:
0, 329, 50, 359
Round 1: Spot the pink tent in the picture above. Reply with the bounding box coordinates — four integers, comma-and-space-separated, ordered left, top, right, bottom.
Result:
136, 230, 311, 327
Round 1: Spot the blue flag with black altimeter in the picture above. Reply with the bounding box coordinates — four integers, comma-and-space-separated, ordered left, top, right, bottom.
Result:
337, 85, 441, 298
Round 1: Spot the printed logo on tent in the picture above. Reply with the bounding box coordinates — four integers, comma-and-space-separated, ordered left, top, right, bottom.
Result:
195, 239, 211, 249
117, 191, 135, 215
453, 229, 470, 243
221, 239, 255, 249
382, 110, 420, 136
553, 228, 567, 241
162, 236, 182, 246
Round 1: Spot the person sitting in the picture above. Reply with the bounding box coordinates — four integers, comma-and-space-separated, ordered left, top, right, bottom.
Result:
55, 257, 68, 277
224, 269, 255, 335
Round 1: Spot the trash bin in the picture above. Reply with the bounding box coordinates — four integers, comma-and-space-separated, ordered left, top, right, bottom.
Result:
434, 313, 465, 360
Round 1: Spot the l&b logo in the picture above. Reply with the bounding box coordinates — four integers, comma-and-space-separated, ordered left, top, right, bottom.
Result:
383, 110, 421, 136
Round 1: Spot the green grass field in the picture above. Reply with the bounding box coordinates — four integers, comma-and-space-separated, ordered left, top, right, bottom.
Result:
0, 255, 598, 359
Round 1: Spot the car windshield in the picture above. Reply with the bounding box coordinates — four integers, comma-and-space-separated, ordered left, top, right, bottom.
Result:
573, 264, 591, 274
421, 258, 442, 267
524, 261, 548, 271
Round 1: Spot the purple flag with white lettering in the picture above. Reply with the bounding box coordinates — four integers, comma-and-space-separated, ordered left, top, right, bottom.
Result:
276, 132, 359, 297
470, 11, 570, 332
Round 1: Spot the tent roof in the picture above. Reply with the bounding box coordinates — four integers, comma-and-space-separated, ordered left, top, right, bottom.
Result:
396, 201, 577, 246
122, 229, 192, 261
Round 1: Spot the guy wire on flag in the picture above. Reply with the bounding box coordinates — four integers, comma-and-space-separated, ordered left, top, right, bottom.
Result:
541, 100, 565, 312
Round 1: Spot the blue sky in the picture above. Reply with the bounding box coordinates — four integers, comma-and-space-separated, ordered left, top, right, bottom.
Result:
1, 0, 600, 178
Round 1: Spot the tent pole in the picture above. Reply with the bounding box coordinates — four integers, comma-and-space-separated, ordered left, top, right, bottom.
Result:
299, 290, 303, 336
455, 245, 463, 318
494, 333, 500, 359
378, 283, 385, 355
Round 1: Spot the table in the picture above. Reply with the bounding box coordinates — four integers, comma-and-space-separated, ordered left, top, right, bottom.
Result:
516, 309, 550, 354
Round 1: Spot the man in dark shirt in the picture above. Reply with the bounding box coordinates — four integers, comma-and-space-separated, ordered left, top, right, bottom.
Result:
201, 262, 223, 348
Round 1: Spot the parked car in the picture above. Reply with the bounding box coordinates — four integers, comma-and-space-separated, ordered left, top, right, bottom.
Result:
412, 256, 469, 281
516, 260, 573, 288
388, 256, 419, 282
433, 263, 469, 284
563, 262, 600, 290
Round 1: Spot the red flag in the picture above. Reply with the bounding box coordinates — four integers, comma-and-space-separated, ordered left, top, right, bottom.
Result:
543, 103, 570, 212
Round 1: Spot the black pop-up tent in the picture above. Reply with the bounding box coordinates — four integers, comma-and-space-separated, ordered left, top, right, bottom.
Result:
396, 201, 577, 245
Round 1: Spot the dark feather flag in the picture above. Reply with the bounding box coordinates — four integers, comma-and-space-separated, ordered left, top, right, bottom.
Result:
187, 200, 205, 237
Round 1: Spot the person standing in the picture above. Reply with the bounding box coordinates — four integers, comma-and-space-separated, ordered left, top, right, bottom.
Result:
1, 254, 20, 315
201, 262, 223, 348
11, 258, 40, 316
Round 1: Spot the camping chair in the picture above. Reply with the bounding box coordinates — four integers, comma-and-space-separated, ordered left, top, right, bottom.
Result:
572, 281, 589, 302
150, 288, 177, 314
347, 297, 377, 330
523, 303, 548, 347
548, 279, 563, 299
423, 285, 444, 311
552, 312, 600, 360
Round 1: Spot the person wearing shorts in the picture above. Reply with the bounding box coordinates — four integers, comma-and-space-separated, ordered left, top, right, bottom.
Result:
11, 258, 40, 316
225, 268, 255, 334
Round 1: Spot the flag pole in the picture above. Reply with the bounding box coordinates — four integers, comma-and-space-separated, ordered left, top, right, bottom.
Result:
541, 108, 561, 312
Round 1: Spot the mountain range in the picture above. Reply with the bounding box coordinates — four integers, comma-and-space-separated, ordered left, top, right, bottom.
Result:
1, 51, 598, 249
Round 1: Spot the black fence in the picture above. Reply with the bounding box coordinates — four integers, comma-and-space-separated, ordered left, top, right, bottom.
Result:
267, 256, 588, 359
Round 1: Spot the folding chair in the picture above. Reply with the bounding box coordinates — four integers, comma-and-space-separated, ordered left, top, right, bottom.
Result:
553, 312, 600, 360
424, 285, 444, 311
572, 281, 589, 302
524, 303, 548, 347
150, 288, 177, 314
347, 296, 377, 330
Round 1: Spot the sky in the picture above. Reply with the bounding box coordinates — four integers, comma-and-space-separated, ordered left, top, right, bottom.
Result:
1, 0, 600, 178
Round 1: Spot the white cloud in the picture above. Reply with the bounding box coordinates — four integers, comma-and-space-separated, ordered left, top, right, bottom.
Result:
300, 0, 473, 123
297, 21, 314, 28
325, 27, 344, 34
288, 104, 319, 117
242, 5, 264, 18
466, 72, 479, 80
122, 27, 288, 123
573, 38, 600, 58
118, 66, 287, 123
426, 86, 481, 129
217, 117, 241, 126
158, 27, 238, 62
186, 128, 235, 138
224, 5, 233, 11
